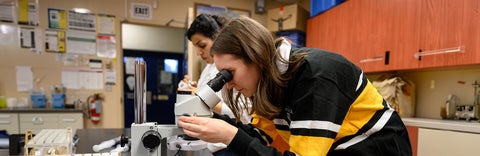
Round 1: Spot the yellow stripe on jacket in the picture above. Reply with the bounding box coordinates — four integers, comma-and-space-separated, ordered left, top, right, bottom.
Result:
251, 113, 290, 152
336, 81, 385, 141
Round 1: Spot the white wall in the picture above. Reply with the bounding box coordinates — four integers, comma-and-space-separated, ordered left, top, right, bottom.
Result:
368, 65, 480, 119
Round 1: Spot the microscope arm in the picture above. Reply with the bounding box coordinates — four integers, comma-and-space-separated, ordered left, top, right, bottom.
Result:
174, 83, 221, 117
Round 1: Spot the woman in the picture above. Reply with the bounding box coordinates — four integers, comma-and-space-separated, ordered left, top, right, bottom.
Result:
186, 14, 247, 122
186, 14, 254, 155
178, 17, 412, 156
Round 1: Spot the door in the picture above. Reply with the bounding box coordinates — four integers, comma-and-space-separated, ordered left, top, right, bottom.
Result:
123, 49, 184, 128
418, 0, 478, 68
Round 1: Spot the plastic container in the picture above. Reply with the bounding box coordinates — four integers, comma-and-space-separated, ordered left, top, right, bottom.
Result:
30, 94, 47, 108
310, 0, 345, 17
52, 94, 65, 108
30, 88, 46, 108
0, 96, 6, 108
50, 84, 65, 109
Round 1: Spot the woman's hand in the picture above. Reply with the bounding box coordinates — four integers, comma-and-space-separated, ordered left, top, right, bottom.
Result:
178, 115, 238, 145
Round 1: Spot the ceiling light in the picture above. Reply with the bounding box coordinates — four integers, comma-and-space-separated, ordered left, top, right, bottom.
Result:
72, 8, 91, 13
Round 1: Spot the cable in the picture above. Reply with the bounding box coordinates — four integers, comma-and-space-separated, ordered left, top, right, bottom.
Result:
174, 144, 182, 156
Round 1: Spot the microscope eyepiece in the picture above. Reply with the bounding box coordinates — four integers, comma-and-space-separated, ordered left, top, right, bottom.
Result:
207, 69, 232, 92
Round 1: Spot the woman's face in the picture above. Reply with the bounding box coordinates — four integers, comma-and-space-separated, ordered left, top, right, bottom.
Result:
190, 33, 214, 64
214, 53, 260, 98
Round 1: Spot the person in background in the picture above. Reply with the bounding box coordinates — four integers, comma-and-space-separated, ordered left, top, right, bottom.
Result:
177, 74, 196, 91
186, 14, 241, 120
178, 16, 412, 156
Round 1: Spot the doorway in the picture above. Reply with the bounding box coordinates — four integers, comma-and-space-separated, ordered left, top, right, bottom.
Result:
121, 23, 186, 128
123, 49, 184, 127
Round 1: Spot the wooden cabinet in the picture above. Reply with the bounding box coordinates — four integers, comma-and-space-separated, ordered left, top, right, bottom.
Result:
353, 0, 396, 72
385, 0, 422, 71
306, 0, 480, 73
0, 113, 19, 134
418, 0, 480, 68
307, 0, 358, 63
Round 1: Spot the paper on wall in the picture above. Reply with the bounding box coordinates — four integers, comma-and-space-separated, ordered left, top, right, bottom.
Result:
66, 30, 96, 55
0, 1, 15, 23
16, 66, 33, 92
97, 14, 116, 35
62, 69, 103, 90
0, 24, 18, 46
97, 35, 116, 58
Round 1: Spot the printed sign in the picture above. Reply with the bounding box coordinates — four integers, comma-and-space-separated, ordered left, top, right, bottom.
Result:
130, 3, 152, 20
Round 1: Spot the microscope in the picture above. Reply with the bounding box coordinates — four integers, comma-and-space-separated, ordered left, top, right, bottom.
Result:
130, 60, 232, 156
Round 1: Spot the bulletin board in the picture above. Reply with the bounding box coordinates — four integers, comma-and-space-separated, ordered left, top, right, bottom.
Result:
194, 3, 251, 18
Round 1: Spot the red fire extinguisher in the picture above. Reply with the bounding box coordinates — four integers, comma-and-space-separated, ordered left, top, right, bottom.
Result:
87, 93, 103, 124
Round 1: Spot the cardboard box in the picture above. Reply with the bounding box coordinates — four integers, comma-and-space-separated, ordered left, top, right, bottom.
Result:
267, 4, 309, 32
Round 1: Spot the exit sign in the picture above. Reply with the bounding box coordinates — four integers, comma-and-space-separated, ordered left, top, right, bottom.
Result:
131, 3, 152, 20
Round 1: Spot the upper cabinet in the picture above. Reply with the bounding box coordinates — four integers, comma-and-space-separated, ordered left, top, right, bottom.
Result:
307, 0, 480, 73
306, 0, 358, 63
418, 0, 480, 68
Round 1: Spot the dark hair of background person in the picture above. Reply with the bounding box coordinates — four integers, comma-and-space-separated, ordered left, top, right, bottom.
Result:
186, 14, 229, 40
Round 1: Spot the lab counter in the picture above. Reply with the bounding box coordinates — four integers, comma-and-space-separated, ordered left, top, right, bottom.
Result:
0, 108, 83, 113
75, 128, 130, 154
5, 129, 130, 156
401, 117, 480, 133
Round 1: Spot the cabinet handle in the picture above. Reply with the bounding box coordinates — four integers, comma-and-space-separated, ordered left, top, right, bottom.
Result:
62, 118, 76, 122
32, 117, 44, 125
0, 114, 11, 118
359, 51, 390, 65
384, 51, 390, 65
415, 46, 465, 60
359, 56, 383, 63
0, 121, 11, 124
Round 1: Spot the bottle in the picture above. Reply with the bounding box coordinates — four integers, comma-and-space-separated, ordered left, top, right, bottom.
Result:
445, 94, 458, 119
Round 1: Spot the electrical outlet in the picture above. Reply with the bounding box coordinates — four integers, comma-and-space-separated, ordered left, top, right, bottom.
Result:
430, 80, 435, 89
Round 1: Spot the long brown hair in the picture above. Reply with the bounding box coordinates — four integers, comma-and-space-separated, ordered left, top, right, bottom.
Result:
211, 17, 306, 120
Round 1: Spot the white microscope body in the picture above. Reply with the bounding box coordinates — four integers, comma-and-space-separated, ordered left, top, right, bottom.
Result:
130, 61, 232, 156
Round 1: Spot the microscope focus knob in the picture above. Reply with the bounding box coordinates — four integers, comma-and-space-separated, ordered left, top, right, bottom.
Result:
141, 130, 162, 151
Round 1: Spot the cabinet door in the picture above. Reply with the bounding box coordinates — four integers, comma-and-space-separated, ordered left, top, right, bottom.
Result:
388, 0, 422, 71
0, 113, 19, 134
19, 113, 58, 134
418, 128, 480, 156
356, 0, 424, 72
354, 0, 394, 72
307, 0, 358, 63
418, 0, 478, 68
406, 126, 418, 156
57, 113, 83, 133
461, 0, 480, 64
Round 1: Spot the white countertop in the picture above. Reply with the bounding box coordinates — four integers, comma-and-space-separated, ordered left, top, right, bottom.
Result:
401, 117, 480, 133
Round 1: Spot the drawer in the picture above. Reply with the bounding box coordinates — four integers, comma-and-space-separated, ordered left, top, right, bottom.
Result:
0, 113, 19, 134
57, 113, 84, 133
19, 114, 58, 134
